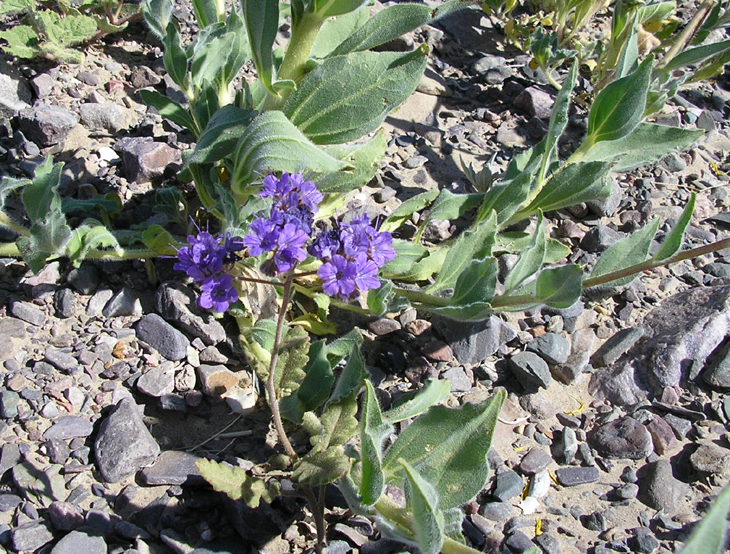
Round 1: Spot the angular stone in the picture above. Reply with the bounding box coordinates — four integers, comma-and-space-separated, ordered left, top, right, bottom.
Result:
11, 300, 45, 326
54, 288, 77, 318
480, 501, 513, 521
591, 327, 645, 368
509, 351, 551, 391
590, 416, 653, 460
1, 390, 20, 418
79, 103, 131, 133
48, 501, 84, 531
702, 340, 730, 388
11, 520, 54, 552
116, 137, 181, 183
50, 529, 107, 554
45, 347, 79, 372
526, 332, 570, 365
137, 361, 176, 397
196, 365, 239, 397
690, 443, 730, 474
519, 447, 552, 475
646, 417, 678, 455
43, 416, 93, 440
94, 397, 160, 483
514, 86, 554, 119
67, 265, 101, 294
555, 466, 599, 487
0, 65, 32, 118
591, 285, 730, 404
0, 443, 21, 477
136, 314, 189, 361
140, 450, 205, 486
431, 315, 516, 365
19, 104, 78, 146
155, 283, 226, 345
555, 426, 578, 464
638, 460, 690, 512
87, 288, 114, 317
441, 366, 472, 392
492, 470, 523, 502
580, 225, 624, 252
102, 287, 142, 318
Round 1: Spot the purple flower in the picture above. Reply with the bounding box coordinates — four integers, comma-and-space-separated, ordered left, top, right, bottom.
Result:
199, 274, 239, 313
309, 229, 341, 261
174, 231, 224, 281
353, 253, 380, 291
223, 233, 245, 264
244, 216, 281, 256
318, 255, 358, 298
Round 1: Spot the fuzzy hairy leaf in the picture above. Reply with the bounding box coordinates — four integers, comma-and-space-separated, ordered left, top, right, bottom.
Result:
22, 157, 63, 224
586, 56, 652, 144
62, 194, 122, 218
381, 191, 439, 233
325, 328, 364, 366
0, 25, 40, 58
274, 325, 309, 398
654, 193, 695, 262
540, 61, 577, 181
417, 190, 484, 242
678, 485, 730, 554
141, 225, 177, 254
400, 459, 444, 554
139, 90, 196, 134
187, 105, 256, 165
664, 39, 730, 73
443, 508, 466, 544
590, 218, 660, 286
503, 212, 546, 295
196, 459, 277, 507
360, 381, 391, 505
243, 0, 279, 94
0, 0, 34, 14
280, 340, 334, 423
314, 0, 368, 18
382, 390, 506, 510
428, 211, 497, 293
231, 111, 350, 192
292, 447, 352, 485
37, 11, 97, 47
66, 222, 121, 265
310, 6, 369, 58
380, 240, 431, 278
0, 176, 29, 212
383, 379, 450, 424
17, 212, 72, 273
534, 264, 583, 308
284, 48, 428, 144
142, 0, 173, 40
329, 346, 366, 405
239, 319, 277, 380
316, 130, 387, 194
582, 123, 703, 172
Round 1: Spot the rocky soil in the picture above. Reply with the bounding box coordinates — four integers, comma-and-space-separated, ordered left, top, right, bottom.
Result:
1, 3, 730, 554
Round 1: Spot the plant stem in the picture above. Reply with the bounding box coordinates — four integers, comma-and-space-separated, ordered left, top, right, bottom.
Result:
263, 11, 324, 109
392, 287, 450, 307
293, 283, 372, 315
0, 213, 30, 237
583, 236, 730, 289
655, 0, 714, 72
0, 242, 20, 257
266, 270, 298, 459
302, 485, 326, 554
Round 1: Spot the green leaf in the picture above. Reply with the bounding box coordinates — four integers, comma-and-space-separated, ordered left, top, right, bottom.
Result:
191, 0, 218, 27
534, 264, 583, 308
190, 32, 236, 92
663, 39, 730, 73
0, 25, 40, 59
311, 6, 369, 59
450, 257, 498, 306
0, 0, 34, 15
239, 319, 278, 380
65, 221, 121, 264
416, 190, 484, 242
22, 157, 63, 224
153, 187, 188, 225
330, 3, 432, 56
141, 224, 177, 254
503, 212, 546, 294
476, 171, 534, 226
187, 105, 256, 165
284, 48, 428, 144
590, 218, 660, 286
614, 20, 639, 79
196, 459, 277, 507
539, 61, 577, 181
582, 123, 704, 172
419, 301, 494, 322
653, 193, 695, 262
316, 130, 387, 194
292, 447, 352, 485
243, 0, 279, 95
62, 194, 122, 218
17, 211, 72, 273
37, 11, 97, 47
381, 189, 439, 233
231, 111, 350, 193
442, 508, 466, 544
139, 90, 197, 134
546, 238, 570, 264
400, 459, 444, 554
329, 346, 366, 405
586, 56, 653, 144
162, 22, 188, 91
280, 340, 334, 423
678, 485, 730, 554
428, 211, 497, 293
382, 379, 450, 424
382, 390, 506, 510
360, 381, 391, 505
314, 0, 368, 18
512, 162, 612, 222
141, 0, 173, 40
274, 325, 310, 398
325, 328, 364, 366
0, 176, 30, 211
380, 241, 434, 279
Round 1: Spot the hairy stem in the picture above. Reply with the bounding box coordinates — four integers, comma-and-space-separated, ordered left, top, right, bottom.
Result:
266, 270, 298, 459
0, 213, 30, 237
0, 242, 20, 257
303, 486, 326, 554
293, 283, 372, 314
655, 0, 715, 71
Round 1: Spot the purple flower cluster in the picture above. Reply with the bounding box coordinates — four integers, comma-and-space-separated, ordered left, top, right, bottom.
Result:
174, 231, 244, 313
244, 172, 395, 300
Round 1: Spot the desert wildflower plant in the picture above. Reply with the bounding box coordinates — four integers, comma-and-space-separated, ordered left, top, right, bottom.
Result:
2, 0, 730, 551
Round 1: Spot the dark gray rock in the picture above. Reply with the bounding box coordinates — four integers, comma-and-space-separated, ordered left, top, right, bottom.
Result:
519, 392, 558, 420
441, 366, 472, 392
43, 416, 93, 440
555, 466, 599, 487
102, 287, 141, 317
50, 529, 107, 554
509, 351, 551, 391
0, 493, 22, 512
0, 318, 26, 342
555, 426, 578, 464
492, 470, 523, 502
514, 86, 554, 119
136, 314, 189, 361
526, 333, 570, 365
638, 460, 689, 512
580, 225, 624, 252
587, 177, 622, 217
591, 327, 645, 368
67, 266, 101, 294
0, 66, 32, 117
11, 520, 54, 551
137, 361, 176, 397
45, 347, 79, 372
0, 390, 20, 419
79, 103, 128, 133
19, 104, 78, 146
54, 288, 77, 318
115, 136, 181, 183
629, 527, 659, 553
87, 288, 114, 316
473, 55, 513, 84
94, 397, 160, 483
140, 450, 205, 486
48, 501, 84, 531
480, 501, 513, 521
0, 443, 21, 477
591, 285, 730, 404
689, 443, 730, 474
590, 417, 653, 460
504, 530, 536, 552
11, 300, 45, 326
519, 448, 552, 474
702, 340, 730, 388
432, 314, 516, 365
155, 283, 226, 345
